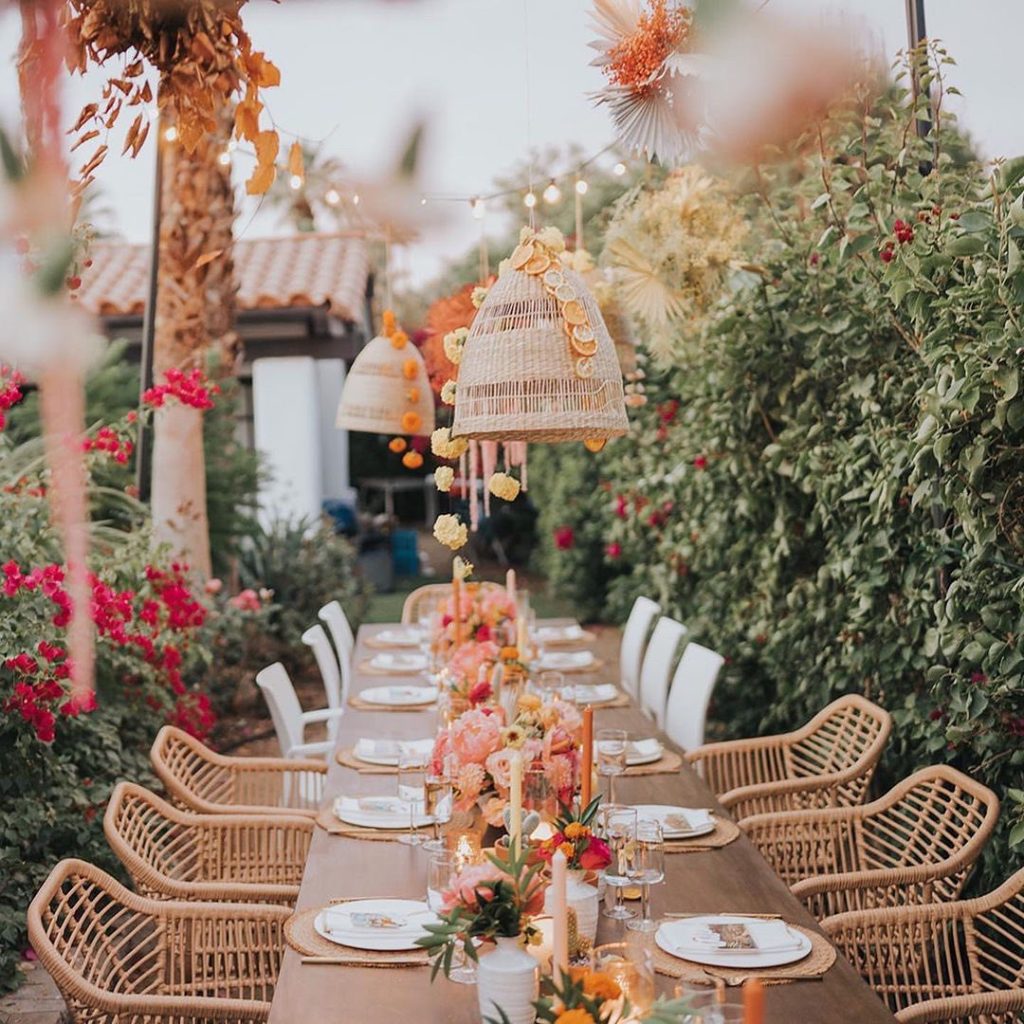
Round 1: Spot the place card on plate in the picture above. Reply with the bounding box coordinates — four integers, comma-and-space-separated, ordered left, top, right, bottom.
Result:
316, 899, 439, 951
354, 737, 435, 765
631, 804, 715, 839
539, 650, 595, 671
656, 916, 812, 969
372, 628, 425, 647
535, 624, 587, 644
333, 795, 433, 830
369, 652, 428, 673
571, 683, 619, 705
358, 685, 438, 707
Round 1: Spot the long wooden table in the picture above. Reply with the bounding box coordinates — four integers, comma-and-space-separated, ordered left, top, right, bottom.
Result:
269, 623, 896, 1023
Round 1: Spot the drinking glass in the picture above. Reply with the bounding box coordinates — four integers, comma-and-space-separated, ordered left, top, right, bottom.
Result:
397, 747, 427, 847
670, 991, 745, 1024
426, 851, 455, 913
626, 819, 665, 932
537, 670, 565, 704
523, 767, 557, 837
596, 728, 628, 803
591, 939, 656, 1018
599, 804, 637, 920
422, 770, 452, 853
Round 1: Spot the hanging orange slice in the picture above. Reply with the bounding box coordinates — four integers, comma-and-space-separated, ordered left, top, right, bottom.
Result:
511, 242, 534, 270
583, 438, 607, 452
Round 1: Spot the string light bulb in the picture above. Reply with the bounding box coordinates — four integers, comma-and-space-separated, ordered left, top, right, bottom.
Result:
217, 150, 231, 167
163, 125, 178, 143
575, 178, 589, 195
613, 161, 627, 177
471, 196, 485, 219
227, 138, 238, 152
325, 188, 340, 206
420, 196, 428, 206
523, 191, 537, 209
289, 174, 303, 190
352, 193, 361, 206
543, 179, 561, 205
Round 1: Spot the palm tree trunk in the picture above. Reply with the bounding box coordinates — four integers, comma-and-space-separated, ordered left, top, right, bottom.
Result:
151, 98, 237, 578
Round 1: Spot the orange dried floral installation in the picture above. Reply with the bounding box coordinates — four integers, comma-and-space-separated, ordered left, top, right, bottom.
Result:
605, 0, 691, 94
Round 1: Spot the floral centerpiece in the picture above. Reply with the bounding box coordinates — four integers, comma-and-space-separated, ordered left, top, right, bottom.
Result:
536, 798, 612, 874
442, 639, 502, 710
438, 584, 517, 653
433, 696, 582, 827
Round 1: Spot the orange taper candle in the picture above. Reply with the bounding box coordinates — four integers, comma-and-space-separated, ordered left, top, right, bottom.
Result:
743, 978, 764, 1024
580, 705, 594, 808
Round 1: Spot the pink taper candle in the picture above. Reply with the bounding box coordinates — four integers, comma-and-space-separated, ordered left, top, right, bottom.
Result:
506, 567, 516, 601
551, 849, 569, 977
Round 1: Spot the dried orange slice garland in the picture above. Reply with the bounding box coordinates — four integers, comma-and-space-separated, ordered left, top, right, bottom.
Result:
508, 231, 600, 382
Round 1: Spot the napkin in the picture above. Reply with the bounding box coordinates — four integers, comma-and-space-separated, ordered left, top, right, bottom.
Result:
661, 808, 713, 837
537, 624, 584, 642
355, 737, 434, 760
370, 652, 427, 671
540, 650, 593, 670
674, 920, 802, 955
629, 738, 663, 761
376, 628, 424, 646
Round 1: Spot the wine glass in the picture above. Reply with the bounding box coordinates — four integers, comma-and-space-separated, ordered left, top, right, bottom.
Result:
397, 747, 427, 847
422, 768, 452, 853
596, 728, 628, 803
590, 938, 656, 1018
599, 804, 637, 920
523, 767, 557, 838
537, 670, 565, 704
670, 991, 745, 1024
626, 818, 665, 932
425, 851, 478, 985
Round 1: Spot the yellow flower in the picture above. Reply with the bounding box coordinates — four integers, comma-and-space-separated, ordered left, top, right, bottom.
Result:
433, 514, 468, 551
580, 971, 621, 1002
440, 379, 457, 406
431, 427, 469, 460
434, 466, 455, 492
564, 822, 589, 840
402, 450, 424, 470
517, 693, 542, 713
501, 724, 526, 748
555, 1009, 595, 1024
401, 410, 422, 434
488, 472, 521, 502
536, 225, 566, 254
388, 437, 407, 454
471, 285, 489, 309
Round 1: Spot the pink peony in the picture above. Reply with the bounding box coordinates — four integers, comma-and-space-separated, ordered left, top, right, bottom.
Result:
454, 762, 486, 811
442, 863, 509, 913
451, 708, 503, 765
485, 748, 516, 791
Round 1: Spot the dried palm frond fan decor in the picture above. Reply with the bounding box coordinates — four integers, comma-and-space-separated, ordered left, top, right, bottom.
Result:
336, 310, 436, 469
451, 226, 629, 446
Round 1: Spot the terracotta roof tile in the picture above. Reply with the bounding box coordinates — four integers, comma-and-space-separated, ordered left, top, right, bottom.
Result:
77, 232, 370, 323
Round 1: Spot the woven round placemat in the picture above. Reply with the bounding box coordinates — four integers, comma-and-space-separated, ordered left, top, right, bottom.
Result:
314, 805, 436, 842
336, 748, 402, 773
348, 695, 437, 712
652, 923, 835, 984
624, 750, 684, 776
285, 903, 431, 967
664, 815, 741, 854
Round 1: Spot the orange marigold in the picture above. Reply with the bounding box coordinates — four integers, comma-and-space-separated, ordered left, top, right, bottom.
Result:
606, 0, 691, 94
402, 450, 424, 470
555, 1009, 595, 1024
388, 437, 407, 454
390, 329, 409, 350
401, 410, 423, 433
564, 822, 589, 840
499, 646, 520, 661
407, 387, 421, 403
382, 309, 397, 336
558, 841, 576, 860
402, 358, 419, 381
581, 971, 621, 1003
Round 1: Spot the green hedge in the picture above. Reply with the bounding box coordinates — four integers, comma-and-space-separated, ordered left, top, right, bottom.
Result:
545, 48, 1024, 889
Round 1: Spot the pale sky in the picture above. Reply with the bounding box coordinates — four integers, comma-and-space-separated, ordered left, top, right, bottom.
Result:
1, 0, 1021, 286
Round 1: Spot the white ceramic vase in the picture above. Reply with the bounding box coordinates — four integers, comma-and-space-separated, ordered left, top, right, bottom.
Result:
544, 870, 600, 944
476, 935, 538, 1024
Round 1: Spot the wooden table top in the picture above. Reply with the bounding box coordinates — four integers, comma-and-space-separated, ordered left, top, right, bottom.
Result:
268, 623, 895, 1023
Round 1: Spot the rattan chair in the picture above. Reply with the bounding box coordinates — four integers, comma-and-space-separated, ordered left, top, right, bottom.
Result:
684, 694, 892, 821
740, 765, 999, 919
151, 725, 326, 816
28, 858, 290, 1024
822, 867, 1024, 1022
104, 781, 313, 905
401, 581, 504, 624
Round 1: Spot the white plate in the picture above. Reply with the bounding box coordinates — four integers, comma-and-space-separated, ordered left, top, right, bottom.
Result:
536, 624, 585, 643
589, 738, 662, 766
354, 737, 435, 766
539, 650, 595, 671
369, 652, 428, 673
631, 805, 715, 839
572, 683, 619, 705
374, 628, 425, 648
655, 916, 811, 969
314, 899, 439, 951
359, 685, 438, 707
334, 796, 434, 830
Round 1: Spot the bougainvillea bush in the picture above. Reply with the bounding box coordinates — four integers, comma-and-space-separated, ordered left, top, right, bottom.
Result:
542, 47, 1024, 887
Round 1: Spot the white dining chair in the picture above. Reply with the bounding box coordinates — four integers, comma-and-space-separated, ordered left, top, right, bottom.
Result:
664, 641, 724, 752
619, 596, 661, 699
301, 623, 346, 711
638, 616, 687, 728
255, 662, 345, 760
318, 599, 355, 677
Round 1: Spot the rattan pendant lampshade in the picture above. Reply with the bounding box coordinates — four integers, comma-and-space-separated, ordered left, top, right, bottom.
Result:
336, 328, 435, 437
451, 227, 629, 443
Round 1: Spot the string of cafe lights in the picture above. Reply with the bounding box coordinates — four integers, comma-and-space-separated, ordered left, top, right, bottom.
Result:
155, 107, 627, 222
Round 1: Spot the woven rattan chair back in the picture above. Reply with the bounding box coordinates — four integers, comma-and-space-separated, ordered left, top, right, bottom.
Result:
822, 867, 1024, 1022
150, 725, 325, 816
28, 857, 289, 1023
104, 781, 312, 904
401, 581, 504, 625
619, 596, 660, 700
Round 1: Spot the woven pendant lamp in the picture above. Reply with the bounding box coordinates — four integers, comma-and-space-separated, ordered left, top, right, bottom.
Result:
336, 319, 436, 437
450, 227, 628, 443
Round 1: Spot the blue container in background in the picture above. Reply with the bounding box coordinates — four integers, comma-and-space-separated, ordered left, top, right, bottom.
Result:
392, 529, 420, 576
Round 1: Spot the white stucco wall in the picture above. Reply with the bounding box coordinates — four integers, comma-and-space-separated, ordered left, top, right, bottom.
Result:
316, 358, 355, 506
